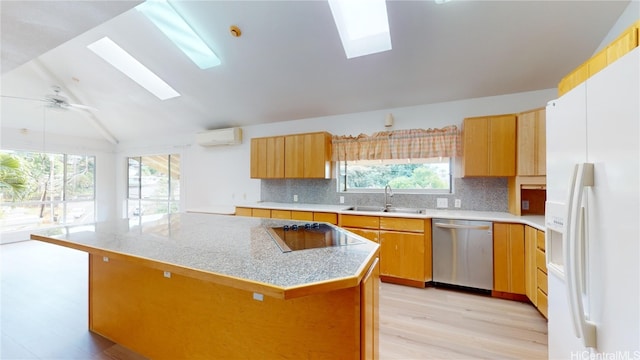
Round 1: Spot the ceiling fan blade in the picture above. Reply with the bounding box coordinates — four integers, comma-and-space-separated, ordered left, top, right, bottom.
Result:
1, 94, 47, 102
69, 103, 99, 112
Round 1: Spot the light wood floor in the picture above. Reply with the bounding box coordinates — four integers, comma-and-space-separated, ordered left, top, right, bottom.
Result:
1, 240, 547, 359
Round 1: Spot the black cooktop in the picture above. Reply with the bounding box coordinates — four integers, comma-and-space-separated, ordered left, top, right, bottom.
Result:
266, 223, 365, 252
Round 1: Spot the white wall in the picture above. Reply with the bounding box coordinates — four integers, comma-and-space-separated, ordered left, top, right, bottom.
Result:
114, 88, 557, 212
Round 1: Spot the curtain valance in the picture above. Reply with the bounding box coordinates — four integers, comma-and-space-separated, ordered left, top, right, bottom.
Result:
331, 125, 460, 162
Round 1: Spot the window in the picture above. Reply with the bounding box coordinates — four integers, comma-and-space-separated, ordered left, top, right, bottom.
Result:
127, 154, 180, 218
338, 157, 452, 193
0, 150, 96, 232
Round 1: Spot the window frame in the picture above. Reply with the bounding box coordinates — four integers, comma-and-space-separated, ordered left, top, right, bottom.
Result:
336, 157, 453, 194
126, 154, 180, 218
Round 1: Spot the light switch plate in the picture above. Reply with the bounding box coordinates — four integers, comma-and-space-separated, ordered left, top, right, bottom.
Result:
436, 198, 448, 208
293, 194, 298, 202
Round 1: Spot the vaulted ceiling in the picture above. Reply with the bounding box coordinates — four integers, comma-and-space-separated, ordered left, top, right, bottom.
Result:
0, 0, 630, 144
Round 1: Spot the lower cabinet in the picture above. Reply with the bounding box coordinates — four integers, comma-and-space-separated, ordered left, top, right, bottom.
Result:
340, 214, 430, 287
493, 223, 526, 295
379, 231, 424, 282
234, 207, 337, 225
524, 224, 548, 318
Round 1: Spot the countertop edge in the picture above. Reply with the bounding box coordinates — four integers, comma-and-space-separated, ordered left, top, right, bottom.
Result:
235, 202, 547, 231
30, 233, 377, 300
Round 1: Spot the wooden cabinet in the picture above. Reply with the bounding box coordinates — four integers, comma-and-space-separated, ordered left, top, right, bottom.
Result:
235, 207, 252, 217
339, 214, 430, 287
250, 136, 284, 179
535, 229, 548, 318
360, 258, 380, 360
462, 114, 516, 177
524, 225, 538, 305
493, 223, 525, 295
558, 20, 639, 96
284, 132, 332, 179
235, 207, 338, 225
524, 225, 548, 318
251, 132, 332, 179
379, 231, 424, 282
517, 108, 546, 176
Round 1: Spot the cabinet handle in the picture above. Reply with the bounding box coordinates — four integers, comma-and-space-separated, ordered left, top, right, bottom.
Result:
434, 223, 490, 230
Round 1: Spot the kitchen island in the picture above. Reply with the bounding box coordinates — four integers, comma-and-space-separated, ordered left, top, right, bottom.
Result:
30, 213, 380, 360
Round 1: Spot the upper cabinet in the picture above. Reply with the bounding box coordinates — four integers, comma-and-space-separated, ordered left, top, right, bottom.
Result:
462, 114, 516, 177
251, 131, 332, 179
517, 108, 546, 176
250, 136, 285, 178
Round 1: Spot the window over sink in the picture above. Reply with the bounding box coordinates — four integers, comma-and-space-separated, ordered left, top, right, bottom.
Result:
337, 157, 452, 193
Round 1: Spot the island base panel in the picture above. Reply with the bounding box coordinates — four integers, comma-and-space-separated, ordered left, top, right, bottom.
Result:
88, 254, 366, 359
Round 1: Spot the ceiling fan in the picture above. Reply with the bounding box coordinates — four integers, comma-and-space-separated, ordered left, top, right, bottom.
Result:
1, 85, 97, 112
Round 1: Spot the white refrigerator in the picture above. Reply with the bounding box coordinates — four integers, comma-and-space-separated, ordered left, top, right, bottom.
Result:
545, 46, 639, 359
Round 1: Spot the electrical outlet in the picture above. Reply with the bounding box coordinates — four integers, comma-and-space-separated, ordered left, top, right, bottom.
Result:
293, 194, 298, 202
454, 199, 461, 208
436, 198, 448, 208
163, 271, 171, 278
339, 196, 345, 204
522, 200, 530, 210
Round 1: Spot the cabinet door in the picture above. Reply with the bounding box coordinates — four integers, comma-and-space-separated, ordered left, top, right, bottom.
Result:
303, 132, 331, 178
340, 215, 380, 230
524, 225, 538, 305
344, 228, 379, 243
517, 108, 546, 176
313, 212, 337, 225
488, 114, 516, 176
291, 211, 314, 221
266, 136, 285, 178
251, 137, 284, 179
493, 223, 525, 294
235, 207, 252, 217
284, 134, 304, 178
271, 209, 291, 219
360, 258, 379, 360
379, 231, 424, 281
250, 138, 267, 178
462, 117, 489, 176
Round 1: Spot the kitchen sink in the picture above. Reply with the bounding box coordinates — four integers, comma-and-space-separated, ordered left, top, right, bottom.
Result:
343, 206, 426, 215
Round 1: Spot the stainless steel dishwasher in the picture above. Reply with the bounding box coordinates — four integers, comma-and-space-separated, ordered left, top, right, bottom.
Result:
432, 219, 493, 291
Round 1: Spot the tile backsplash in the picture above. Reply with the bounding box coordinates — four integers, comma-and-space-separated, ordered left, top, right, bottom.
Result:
261, 177, 508, 212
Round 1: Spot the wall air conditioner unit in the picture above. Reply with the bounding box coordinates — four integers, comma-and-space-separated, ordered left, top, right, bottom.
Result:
196, 127, 242, 146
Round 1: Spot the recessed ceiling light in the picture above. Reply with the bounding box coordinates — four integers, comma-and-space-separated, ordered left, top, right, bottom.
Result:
328, 0, 392, 59
136, 0, 221, 69
87, 36, 180, 100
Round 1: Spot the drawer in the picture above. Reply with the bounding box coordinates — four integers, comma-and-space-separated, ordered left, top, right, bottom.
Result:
252, 208, 271, 218
235, 207, 252, 217
314, 212, 338, 225
537, 288, 548, 319
536, 230, 545, 251
344, 228, 379, 243
291, 211, 313, 221
271, 209, 291, 219
340, 215, 379, 229
536, 249, 547, 274
537, 268, 548, 294
379, 217, 424, 233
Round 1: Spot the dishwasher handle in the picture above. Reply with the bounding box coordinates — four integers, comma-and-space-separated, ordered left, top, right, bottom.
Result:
434, 222, 491, 231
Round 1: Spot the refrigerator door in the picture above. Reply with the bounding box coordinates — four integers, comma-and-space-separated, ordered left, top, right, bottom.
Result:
584, 47, 639, 353
546, 82, 590, 358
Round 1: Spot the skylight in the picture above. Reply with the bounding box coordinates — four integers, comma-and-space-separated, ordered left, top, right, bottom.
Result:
328, 0, 392, 59
136, 0, 221, 69
87, 37, 180, 100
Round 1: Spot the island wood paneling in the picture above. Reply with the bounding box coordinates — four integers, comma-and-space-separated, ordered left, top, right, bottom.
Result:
89, 254, 373, 359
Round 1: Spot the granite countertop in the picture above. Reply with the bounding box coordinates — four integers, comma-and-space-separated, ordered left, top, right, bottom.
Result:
237, 202, 546, 231
30, 213, 379, 299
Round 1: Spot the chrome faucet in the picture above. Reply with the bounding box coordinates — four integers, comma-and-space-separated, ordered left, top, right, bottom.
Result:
384, 184, 393, 210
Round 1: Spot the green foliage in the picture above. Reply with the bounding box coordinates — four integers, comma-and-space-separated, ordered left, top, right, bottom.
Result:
346, 162, 449, 190
0, 153, 28, 199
